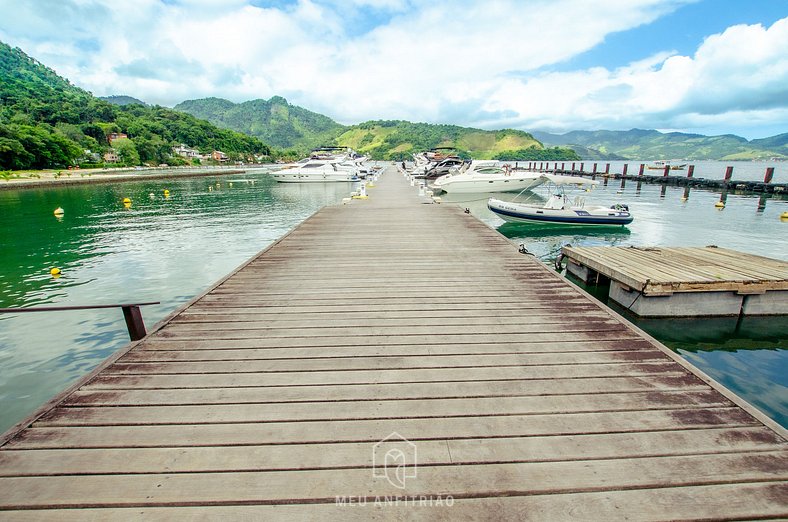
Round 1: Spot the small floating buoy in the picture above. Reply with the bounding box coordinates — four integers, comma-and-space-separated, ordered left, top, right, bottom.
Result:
122, 197, 131, 204
50, 267, 61, 276
149, 193, 155, 199
715, 201, 725, 209
163, 189, 170, 198
53, 207, 64, 216
228, 182, 233, 188
208, 186, 213, 191
781, 211, 788, 221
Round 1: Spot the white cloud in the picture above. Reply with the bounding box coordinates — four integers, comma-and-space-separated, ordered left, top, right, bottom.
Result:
0, 0, 786, 138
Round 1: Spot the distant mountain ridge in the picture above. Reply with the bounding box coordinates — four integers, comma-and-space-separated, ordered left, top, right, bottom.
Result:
173, 98, 578, 160
100, 95, 147, 106
173, 96, 344, 150
532, 129, 787, 160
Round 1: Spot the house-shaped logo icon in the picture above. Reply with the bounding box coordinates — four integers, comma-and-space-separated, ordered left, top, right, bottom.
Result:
372, 432, 417, 489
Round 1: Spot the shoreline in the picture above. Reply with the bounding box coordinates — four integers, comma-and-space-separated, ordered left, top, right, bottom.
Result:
0, 166, 272, 191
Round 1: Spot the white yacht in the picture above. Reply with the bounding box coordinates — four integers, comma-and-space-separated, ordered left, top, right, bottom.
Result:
271, 147, 365, 183
431, 161, 544, 194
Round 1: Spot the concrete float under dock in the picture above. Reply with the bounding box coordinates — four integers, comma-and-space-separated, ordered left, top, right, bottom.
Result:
0, 167, 786, 519
563, 246, 788, 317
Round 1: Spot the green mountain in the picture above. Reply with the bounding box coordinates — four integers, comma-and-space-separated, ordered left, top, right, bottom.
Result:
0, 42, 270, 170
172, 96, 580, 161
174, 96, 344, 150
532, 129, 787, 160
336, 120, 578, 161
100, 95, 147, 106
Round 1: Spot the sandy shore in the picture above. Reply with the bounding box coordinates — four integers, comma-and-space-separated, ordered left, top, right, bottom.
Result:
0, 165, 272, 190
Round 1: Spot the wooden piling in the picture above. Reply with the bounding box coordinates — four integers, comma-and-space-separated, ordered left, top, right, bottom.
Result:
765, 167, 775, 184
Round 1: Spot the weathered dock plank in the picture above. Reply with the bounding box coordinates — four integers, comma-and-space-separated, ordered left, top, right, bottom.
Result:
0, 166, 786, 518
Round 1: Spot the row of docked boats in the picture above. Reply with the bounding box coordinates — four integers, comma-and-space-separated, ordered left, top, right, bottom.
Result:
270, 147, 372, 182
402, 152, 633, 227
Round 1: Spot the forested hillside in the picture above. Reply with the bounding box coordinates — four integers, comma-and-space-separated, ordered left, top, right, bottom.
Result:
337, 120, 579, 161
0, 42, 270, 170
174, 96, 344, 151
174, 98, 580, 161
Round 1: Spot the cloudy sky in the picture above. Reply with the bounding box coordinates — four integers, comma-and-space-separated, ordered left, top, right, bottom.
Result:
1, 0, 786, 138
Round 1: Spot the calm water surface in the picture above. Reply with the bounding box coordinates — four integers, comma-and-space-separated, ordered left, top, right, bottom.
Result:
1, 164, 786, 433
0, 170, 357, 433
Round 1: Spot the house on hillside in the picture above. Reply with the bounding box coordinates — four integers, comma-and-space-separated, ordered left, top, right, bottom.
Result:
103, 150, 119, 163
108, 132, 128, 143
173, 144, 201, 158
212, 150, 228, 162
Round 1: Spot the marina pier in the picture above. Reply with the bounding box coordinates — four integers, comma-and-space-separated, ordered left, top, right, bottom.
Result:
0, 167, 786, 518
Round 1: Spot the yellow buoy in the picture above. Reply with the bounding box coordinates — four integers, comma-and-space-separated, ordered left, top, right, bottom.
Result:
122, 197, 131, 204
715, 201, 725, 209
781, 211, 788, 220
163, 189, 170, 197
50, 267, 61, 276
53, 207, 64, 216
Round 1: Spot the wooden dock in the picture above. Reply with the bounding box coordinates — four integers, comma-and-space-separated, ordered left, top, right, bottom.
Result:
563, 246, 788, 317
1, 167, 786, 519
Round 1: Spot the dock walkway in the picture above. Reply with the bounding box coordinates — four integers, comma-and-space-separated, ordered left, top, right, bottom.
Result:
1, 167, 786, 519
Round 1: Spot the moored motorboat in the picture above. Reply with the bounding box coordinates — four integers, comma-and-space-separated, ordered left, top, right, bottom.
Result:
487, 175, 633, 226
431, 161, 544, 194
270, 147, 365, 183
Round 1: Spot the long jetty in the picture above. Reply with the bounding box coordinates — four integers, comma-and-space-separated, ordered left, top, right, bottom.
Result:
519, 161, 787, 194
0, 166, 786, 519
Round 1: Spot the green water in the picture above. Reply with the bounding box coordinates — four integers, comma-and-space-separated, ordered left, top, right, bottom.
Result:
1, 170, 786, 433
0, 171, 357, 433
448, 179, 788, 427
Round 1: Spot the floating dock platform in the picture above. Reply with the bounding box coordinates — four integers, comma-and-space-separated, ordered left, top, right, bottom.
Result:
0, 168, 786, 518
563, 246, 788, 317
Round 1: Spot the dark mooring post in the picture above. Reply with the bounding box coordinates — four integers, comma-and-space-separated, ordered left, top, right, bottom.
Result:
758, 194, 767, 211
561, 162, 565, 171
724, 166, 734, 183
579, 162, 584, 172
687, 165, 695, 178
571, 162, 576, 171
765, 167, 775, 183
605, 163, 610, 174
638, 164, 645, 176
622, 164, 628, 176
663, 164, 670, 177
122, 305, 147, 341
592, 163, 598, 173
